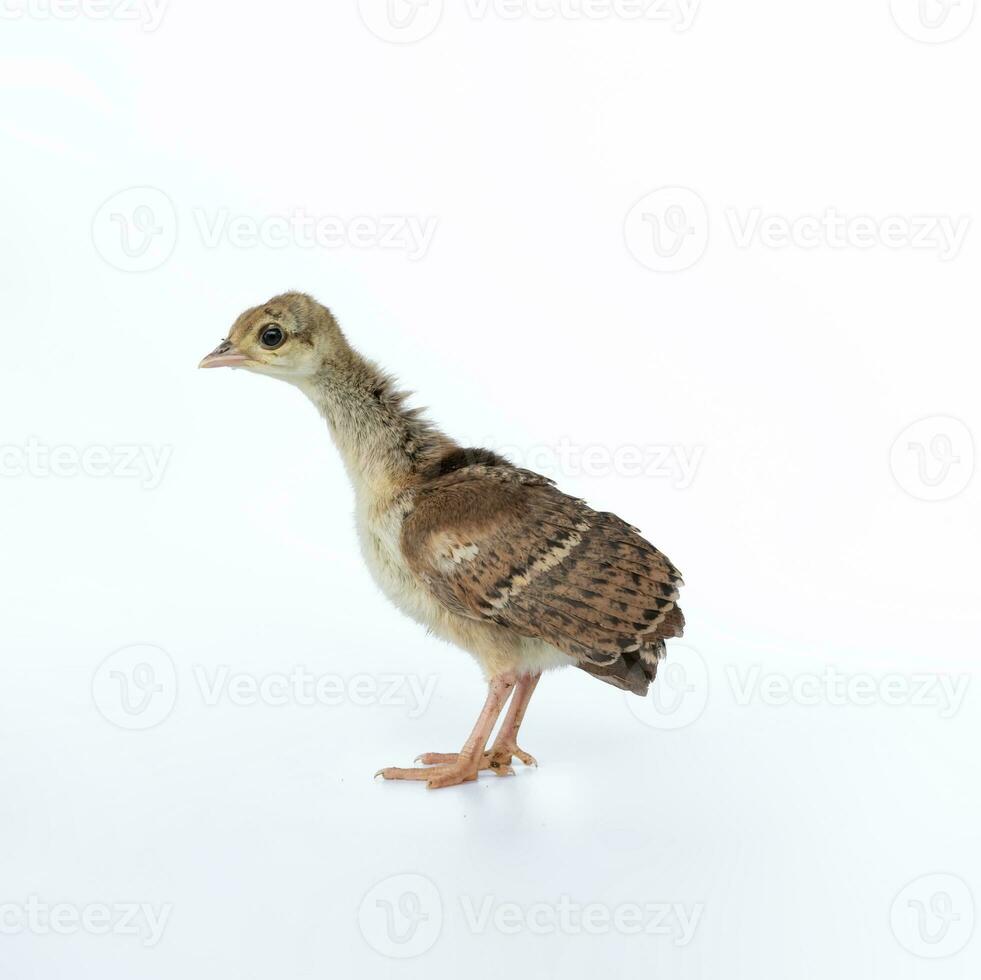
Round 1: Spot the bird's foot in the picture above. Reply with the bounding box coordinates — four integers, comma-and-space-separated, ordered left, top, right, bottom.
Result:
375, 758, 486, 789
416, 741, 537, 775
485, 740, 538, 771
414, 753, 516, 780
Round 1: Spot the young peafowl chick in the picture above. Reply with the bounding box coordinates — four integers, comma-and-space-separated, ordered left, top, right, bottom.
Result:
200, 292, 685, 789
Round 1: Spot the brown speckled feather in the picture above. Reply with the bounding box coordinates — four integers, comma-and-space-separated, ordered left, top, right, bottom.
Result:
402, 453, 685, 695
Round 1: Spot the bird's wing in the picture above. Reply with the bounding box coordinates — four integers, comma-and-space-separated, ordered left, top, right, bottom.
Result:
401, 461, 684, 687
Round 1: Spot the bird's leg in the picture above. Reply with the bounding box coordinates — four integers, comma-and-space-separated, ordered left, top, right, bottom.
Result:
485, 671, 541, 769
416, 671, 542, 774
376, 675, 516, 789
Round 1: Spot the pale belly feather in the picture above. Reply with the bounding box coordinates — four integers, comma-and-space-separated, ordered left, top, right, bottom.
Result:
352, 493, 574, 678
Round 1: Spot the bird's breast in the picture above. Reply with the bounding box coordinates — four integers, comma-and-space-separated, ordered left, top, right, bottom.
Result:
354, 493, 445, 632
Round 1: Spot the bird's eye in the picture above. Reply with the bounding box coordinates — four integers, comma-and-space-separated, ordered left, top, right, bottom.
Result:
259, 325, 285, 349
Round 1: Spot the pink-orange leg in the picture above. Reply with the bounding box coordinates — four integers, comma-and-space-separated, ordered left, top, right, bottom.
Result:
376, 675, 516, 789
417, 671, 542, 776
487, 671, 541, 768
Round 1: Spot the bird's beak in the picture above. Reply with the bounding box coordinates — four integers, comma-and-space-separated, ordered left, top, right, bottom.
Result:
198, 339, 251, 369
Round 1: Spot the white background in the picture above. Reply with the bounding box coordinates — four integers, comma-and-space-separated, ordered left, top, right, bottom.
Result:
1, 1, 979, 977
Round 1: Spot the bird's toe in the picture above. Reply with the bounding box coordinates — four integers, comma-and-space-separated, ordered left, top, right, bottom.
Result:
415, 752, 460, 765
425, 764, 481, 789
375, 766, 432, 781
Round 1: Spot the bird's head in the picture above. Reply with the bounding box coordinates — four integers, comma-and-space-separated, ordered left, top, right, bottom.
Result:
199, 291, 344, 384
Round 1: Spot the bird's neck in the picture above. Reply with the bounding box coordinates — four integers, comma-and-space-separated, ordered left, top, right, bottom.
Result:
299, 347, 453, 502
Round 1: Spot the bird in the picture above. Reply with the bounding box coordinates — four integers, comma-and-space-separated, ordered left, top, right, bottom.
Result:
200, 292, 685, 788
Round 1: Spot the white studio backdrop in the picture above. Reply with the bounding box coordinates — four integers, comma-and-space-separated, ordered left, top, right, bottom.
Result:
1, 2, 979, 978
